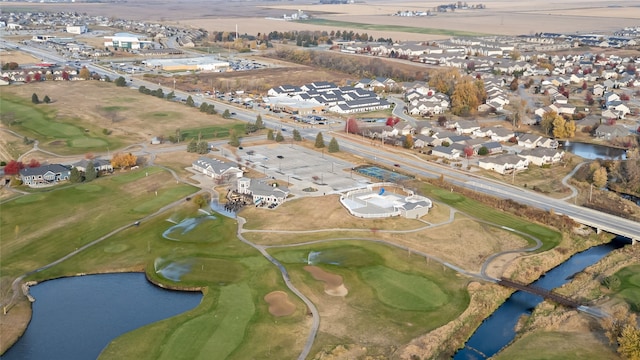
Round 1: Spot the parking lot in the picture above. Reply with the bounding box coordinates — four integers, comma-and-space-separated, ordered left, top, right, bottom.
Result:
236, 144, 371, 195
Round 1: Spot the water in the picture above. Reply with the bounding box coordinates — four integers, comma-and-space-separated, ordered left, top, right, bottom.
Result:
454, 239, 626, 360
563, 141, 627, 160
1, 273, 202, 360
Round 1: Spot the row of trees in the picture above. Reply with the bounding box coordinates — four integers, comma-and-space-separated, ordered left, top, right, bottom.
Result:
428, 69, 487, 117
270, 48, 423, 82
3, 159, 40, 175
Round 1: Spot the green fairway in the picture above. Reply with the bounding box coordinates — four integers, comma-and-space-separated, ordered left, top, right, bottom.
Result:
270, 241, 469, 354
612, 265, 640, 311
162, 216, 227, 243
360, 266, 447, 311
299, 18, 492, 37
154, 256, 246, 285
158, 283, 255, 360
0, 96, 121, 153
179, 124, 246, 141
423, 184, 561, 251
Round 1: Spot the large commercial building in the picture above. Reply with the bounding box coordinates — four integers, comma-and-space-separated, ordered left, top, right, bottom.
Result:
66, 25, 87, 34
104, 32, 143, 50
143, 56, 230, 72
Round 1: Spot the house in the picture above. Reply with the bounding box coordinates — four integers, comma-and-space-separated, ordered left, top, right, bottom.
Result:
593, 84, 605, 97
518, 148, 564, 166
478, 154, 529, 174
453, 120, 481, 135
607, 101, 631, 119
517, 134, 543, 148
594, 124, 631, 140
481, 141, 503, 154
413, 134, 436, 148
72, 158, 113, 173
489, 127, 516, 142
538, 137, 559, 149
192, 157, 243, 181
19, 164, 71, 187
236, 177, 289, 206
431, 145, 461, 160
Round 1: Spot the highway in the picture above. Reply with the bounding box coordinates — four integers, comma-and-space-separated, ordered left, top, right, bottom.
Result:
5, 39, 640, 241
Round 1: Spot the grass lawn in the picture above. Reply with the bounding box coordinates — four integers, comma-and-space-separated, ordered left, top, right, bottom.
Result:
179, 124, 246, 141
0, 167, 197, 282
493, 331, 618, 360
0, 96, 117, 153
421, 183, 562, 251
299, 18, 491, 37
269, 241, 469, 357
612, 265, 640, 311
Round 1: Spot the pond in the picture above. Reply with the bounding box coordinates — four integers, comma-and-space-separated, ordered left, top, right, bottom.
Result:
1, 273, 202, 360
563, 141, 627, 160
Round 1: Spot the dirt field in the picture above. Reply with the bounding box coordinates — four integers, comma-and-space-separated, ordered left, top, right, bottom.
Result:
0, 50, 41, 66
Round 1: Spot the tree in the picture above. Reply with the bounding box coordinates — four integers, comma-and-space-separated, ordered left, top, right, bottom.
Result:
314, 132, 325, 148
27, 158, 40, 168
185, 95, 195, 107
111, 153, 137, 169
451, 76, 482, 116
84, 161, 97, 181
69, 167, 83, 183
255, 114, 264, 129
79, 66, 91, 80
31, 93, 39, 104
4, 160, 24, 175
463, 145, 474, 158
166, 91, 176, 101
509, 77, 519, 91
187, 139, 198, 152
345, 117, 360, 134
267, 129, 274, 140
292, 129, 302, 141
429, 67, 460, 96
196, 141, 209, 154
275, 131, 284, 142
540, 111, 559, 135
115, 76, 127, 87
229, 129, 240, 147
328, 137, 339, 153
43, 95, 51, 104
222, 109, 231, 118
478, 146, 489, 155
593, 167, 608, 188
403, 134, 414, 149
552, 115, 567, 138
618, 325, 640, 360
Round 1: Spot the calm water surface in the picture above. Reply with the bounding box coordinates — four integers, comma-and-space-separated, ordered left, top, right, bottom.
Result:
1, 273, 202, 360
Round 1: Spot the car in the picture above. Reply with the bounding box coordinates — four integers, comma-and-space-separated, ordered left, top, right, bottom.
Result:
281, 128, 287, 131
276, 155, 284, 159
393, 163, 401, 167
230, 112, 236, 115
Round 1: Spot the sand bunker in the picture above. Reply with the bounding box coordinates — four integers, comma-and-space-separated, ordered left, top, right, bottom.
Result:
264, 291, 296, 317
304, 265, 348, 297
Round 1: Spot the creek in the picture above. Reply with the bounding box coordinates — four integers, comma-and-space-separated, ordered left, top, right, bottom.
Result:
454, 237, 627, 360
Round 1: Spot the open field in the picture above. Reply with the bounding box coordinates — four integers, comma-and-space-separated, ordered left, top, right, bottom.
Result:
494, 331, 619, 360
0, 81, 243, 155
0, 50, 41, 65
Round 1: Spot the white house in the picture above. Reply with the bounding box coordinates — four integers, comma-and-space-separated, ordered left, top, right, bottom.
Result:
192, 157, 243, 181
478, 154, 529, 174
518, 148, 564, 166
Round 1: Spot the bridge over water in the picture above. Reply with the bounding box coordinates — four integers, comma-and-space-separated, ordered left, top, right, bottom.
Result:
498, 278, 582, 308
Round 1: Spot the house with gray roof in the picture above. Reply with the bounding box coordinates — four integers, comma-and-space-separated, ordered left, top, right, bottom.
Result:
478, 154, 529, 174
192, 157, 243, 181
19, 164, 71, 187
518, 148, 564, 166
73, 158, 113, 173
236, 177, 289, 207
595, 124, 631, 140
